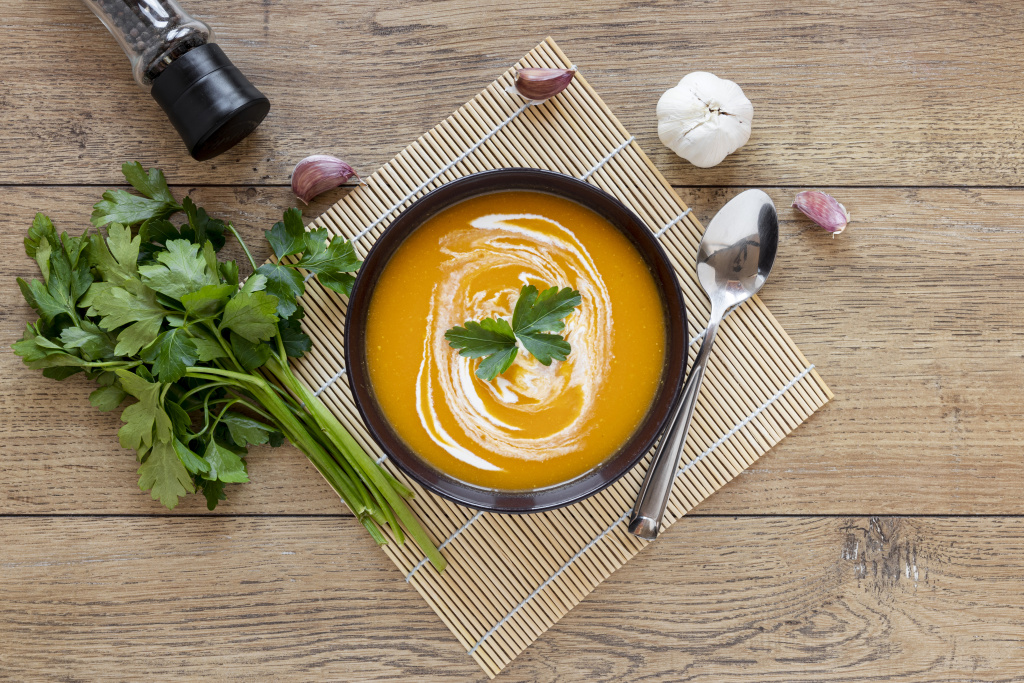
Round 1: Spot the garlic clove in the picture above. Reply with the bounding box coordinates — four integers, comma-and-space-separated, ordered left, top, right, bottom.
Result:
792, 191, 851, 235
657, 72, 753, 168
509, 67, 576, 102
291, 154, 361, 204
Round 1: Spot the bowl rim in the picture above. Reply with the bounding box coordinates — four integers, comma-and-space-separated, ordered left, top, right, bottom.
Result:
343, 168, 688, 513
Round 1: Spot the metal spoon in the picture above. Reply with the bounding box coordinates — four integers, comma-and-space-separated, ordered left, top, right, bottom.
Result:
628, 189, 779, 539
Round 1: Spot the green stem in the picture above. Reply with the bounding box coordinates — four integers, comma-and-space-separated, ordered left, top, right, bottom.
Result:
178, 381, 232, 403
200, 321, 246, 375
293, 403, 375, 516
266, 356, 445, 571
245, 379, 368, 518
81, 360, 142, 369
226, 223, 258, 272
187, 366, 268, 388
222, 395, 275, 423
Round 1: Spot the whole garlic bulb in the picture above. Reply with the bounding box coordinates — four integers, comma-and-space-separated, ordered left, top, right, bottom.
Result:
657, 72, 753, 168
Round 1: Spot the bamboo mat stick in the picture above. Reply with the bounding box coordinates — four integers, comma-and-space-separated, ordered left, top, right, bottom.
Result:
288, 38, 832, 677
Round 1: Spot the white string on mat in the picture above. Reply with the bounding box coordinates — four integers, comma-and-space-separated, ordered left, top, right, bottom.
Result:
653, 208, 692, 238
578, 136, 635, 181
405, 510, 485, 582
312, 363, 346, 398
466, 363, 816, 656
348, 101, 532, 246
466, 508, 632, 657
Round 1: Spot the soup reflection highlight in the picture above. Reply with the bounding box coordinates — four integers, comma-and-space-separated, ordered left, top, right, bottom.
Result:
365, 191, 666, 490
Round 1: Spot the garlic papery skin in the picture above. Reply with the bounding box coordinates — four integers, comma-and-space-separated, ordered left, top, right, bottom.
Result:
657, 72, 753, 168
508, 68, 576, 103
291, 155, 361, 204
793, 190, 851, 236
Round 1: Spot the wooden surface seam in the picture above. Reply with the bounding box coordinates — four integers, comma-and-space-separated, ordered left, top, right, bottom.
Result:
2, 1, 1023, 680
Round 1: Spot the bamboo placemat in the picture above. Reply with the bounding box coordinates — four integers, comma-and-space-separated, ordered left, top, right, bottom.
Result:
290, 38, 832, 677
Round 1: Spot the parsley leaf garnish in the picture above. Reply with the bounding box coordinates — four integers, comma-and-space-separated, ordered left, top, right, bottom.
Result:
445, 284, 582, 381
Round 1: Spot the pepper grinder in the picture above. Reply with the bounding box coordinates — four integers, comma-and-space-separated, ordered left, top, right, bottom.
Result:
81, 0, 271, 160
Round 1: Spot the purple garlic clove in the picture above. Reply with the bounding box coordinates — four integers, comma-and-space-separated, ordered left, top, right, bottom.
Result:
793, 190, 851, 236
291, 155, 361, 204
510, 68, 576, 102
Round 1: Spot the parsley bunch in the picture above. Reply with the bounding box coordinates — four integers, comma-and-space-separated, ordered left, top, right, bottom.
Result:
14, 163, 443, 571
445, 284, 582, 381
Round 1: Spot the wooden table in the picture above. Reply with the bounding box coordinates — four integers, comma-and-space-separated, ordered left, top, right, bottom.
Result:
3, 1, 1023, 680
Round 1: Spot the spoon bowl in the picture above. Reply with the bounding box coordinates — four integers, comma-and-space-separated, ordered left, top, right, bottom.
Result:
628, 189, 779, 539
696, 189, 779, 309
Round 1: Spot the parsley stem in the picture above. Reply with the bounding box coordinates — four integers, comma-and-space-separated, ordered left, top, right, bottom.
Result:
265, 356, 445, 571
186, 366, 268, 388
275, 330, 288, 364
226, 223, 258, 272
81, 360, 142, 369
222, 394, 275, 423
178, 381, 233, 403
207, 399, 242, 434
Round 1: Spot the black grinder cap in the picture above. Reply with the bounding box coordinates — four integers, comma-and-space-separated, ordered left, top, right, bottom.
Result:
150, 43, 270, 161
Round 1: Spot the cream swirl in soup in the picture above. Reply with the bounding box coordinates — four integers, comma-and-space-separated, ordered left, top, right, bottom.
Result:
365, 191, 666, 490
416, 213, 612, 469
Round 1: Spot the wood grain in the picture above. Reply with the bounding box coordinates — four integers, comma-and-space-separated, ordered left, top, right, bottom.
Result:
3, 1, 1024, 678
2, 186, 1021, 515
1, 0, 1022, 186
3, 516, 1023, 682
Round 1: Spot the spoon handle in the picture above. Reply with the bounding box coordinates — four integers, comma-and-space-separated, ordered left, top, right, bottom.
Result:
628, 315, 721, 539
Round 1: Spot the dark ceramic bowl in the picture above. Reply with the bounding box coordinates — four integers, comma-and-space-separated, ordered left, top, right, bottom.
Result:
344, 168, 688, 513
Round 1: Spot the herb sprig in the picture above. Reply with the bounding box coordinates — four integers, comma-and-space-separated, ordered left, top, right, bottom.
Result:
13, 163, 444, 571
445, 284, 582, 381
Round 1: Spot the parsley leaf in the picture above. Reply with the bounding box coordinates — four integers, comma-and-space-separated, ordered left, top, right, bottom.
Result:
190, 332, 228, 362
220, 413, 274, 448
25, 213, 55, 259
138, 438, 194, 507
297, 230, 361, 297
142, 328, 198, 383
219, 290, 279, 343
279, 310, 312, 358
121, 161, 177, 204
90, 284, 167, 356
115, 369, 172, 453
60, 320, 116, 361
512, 284, 582, 336
444, 284, 582, 381
200, 479, 226, 510
255, 262, 304, 318
315, 270, 357, 298
90, 223, 141, 286
174, 438, 210, 475
91, 162, 182, 228
203, 440, 249, 483
11, 325, 87, 370
265, 207, 306, 259
230, 333, 272, 371
181, 283, 236, 320
89, 385, 127, 411
445, 318, 517, 358
516, 331, 571, 365
139, 239, 216, 300
180, 197, 227, 251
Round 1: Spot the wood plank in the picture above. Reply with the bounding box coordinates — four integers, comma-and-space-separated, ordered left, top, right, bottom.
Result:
2, 186, 1022, 515
2, 516, 1023, 681
2, 1, 1022, 186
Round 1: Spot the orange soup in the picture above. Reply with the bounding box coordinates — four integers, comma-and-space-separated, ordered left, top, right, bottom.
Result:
365, 190, 667, 490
